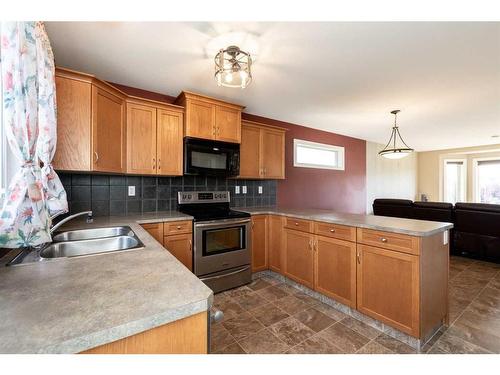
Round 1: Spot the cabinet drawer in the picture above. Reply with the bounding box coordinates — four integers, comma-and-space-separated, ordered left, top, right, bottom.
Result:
314, 222, 356, 242
284, 217, 313, 233
164, 220, 192, 235
357, 228, 420, 255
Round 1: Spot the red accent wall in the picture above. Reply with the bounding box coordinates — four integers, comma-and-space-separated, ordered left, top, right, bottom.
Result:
110, 83, 367, 214
243, 114, 367, 214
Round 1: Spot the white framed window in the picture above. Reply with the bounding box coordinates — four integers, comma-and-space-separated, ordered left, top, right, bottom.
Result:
473, 157, 500, 204
293, 139, 345, 171
442, 158, 467, 204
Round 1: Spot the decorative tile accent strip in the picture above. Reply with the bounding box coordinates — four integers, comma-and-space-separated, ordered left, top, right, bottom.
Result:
253, 270, 423, 350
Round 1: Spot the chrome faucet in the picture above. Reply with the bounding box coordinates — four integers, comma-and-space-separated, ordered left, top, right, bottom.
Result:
50, 211, 93, 235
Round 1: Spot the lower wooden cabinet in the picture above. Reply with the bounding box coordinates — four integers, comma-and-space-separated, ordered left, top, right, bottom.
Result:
356, 244, 420, 336
251, 215, 268, 272
284, 228, 314, 288
140, 223, 164, 244
164, 233, 193, 271
314, 236, 357, 308
268, 215, 284, 273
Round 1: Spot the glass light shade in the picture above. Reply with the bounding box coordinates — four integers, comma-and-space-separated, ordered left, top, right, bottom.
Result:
215, 46, 252, 89
380, 150, 412, 159
379, 110, 414, 160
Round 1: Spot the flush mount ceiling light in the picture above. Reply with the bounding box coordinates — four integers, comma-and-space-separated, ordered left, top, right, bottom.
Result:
215, 45, 252, 89
379, 110, 414, 159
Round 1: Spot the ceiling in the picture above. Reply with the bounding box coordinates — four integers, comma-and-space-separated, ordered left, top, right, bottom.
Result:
45, 22, 500, 152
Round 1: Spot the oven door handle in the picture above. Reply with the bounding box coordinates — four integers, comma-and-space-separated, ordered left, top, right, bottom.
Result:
195, 218, 251, 228
199, 266, 251, 281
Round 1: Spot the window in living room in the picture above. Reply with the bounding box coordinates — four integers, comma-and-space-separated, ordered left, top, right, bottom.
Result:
473, 158, 500, 204
443, 159, 466, 204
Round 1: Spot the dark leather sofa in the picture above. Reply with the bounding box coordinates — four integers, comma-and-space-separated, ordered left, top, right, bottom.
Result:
372, 199, 500, 263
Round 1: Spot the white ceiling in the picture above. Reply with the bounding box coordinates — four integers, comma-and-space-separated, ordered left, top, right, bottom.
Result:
45, 22, 500, 151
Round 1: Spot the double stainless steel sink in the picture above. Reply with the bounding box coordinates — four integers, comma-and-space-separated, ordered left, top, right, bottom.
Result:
8, 226, 144, 266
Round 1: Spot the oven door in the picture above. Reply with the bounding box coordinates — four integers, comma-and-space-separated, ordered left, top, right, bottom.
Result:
184, 137, 240, 177
193, 218, 251, 276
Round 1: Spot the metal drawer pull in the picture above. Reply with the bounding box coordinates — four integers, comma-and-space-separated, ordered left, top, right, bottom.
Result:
295, 222, 299, 226
330, 228, 335, 233
94, 151, 99, 163
357, 252, 361, 264
200, 266, 250, 281
177, 225, 181, 229
381, 237, 388, 243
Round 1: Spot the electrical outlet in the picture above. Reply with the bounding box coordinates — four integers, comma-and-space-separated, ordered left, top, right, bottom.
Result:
128, 186, 136, 197
258, 186, 263, 194
242, 186, 247, 194
235, 186, 240, 194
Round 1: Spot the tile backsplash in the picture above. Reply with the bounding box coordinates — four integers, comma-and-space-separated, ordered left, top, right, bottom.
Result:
58, 173, 277, 217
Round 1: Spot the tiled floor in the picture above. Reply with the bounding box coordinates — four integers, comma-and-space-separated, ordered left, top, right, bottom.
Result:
210, 256, 500, 354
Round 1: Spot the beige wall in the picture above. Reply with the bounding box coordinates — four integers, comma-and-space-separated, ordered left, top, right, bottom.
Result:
366, 141, 418, 213
417, 144, 500, 202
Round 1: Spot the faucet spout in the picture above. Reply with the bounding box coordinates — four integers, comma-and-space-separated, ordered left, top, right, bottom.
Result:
50, 211, 93, 235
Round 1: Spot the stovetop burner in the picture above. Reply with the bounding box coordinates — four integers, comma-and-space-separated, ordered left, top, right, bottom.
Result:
177, 191, 250, 222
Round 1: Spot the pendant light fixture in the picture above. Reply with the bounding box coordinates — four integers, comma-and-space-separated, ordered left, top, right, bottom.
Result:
379, 110, 414, 159
215, 45, 252, 89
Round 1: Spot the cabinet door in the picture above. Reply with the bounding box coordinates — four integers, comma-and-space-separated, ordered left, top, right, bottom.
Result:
126, 103, 157, 174
314, 236, 356, 308
53, 75, 92, 171
185, 99, 215, 140
164, 233, 193, 271
92, 86, 125, 173
157, 109, 183, 176
261, 128, 285, 179
356, 244, 420, 336
251, 215, 268, 272
268, 215, 284, 273
284, 229, 314, 288
141, 223, 164, 245
215, 105, 241, 143
239, 124, 262, 178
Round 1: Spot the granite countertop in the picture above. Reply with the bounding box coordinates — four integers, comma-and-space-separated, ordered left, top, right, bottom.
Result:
239, 207, 453, 237
0, 211, 212, 354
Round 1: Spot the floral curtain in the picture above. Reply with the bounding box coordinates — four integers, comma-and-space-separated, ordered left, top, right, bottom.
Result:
0, 22, 67, 248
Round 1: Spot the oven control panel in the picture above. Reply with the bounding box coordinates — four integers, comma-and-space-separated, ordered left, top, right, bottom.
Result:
178, 191, 230, 204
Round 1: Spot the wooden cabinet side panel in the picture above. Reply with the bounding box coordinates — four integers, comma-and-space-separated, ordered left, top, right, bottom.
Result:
92, 86, 126, 173
251, 215, 268, 272
261, 128, 285, 179
53, 76, 91, 171
126, 103, 157, 174
140, 223, 164, 245
314, 236, 356, 308
284, 228, 314, 288
164, 233, 193, 271
268, 215, 284, 273
356, 244, 420, 337
81, 311, 207, 354
239, 124, 262, 178
420, 232, 449, 340
157, 110, 184, 176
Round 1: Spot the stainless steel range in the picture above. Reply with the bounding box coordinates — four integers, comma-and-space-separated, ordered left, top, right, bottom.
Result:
178, 191, 252, 293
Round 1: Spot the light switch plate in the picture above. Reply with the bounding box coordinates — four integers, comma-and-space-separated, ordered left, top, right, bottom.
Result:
258, 186, 263, 194
242, 186, 247, 194
235, 186, 240, 194
128, 186, 136, 197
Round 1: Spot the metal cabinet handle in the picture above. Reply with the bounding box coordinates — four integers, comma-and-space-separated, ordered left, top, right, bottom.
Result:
314, 240, 318, 251
153, 158, 156, 170
158, 158, 161, 170
94, 151, 99, 163
177, 225, 181, 230
295, 222, 299, 226
357, 252, 361, 264
189, 239, 192, 252
381, 237, 388, 243
330, 228, 335, 233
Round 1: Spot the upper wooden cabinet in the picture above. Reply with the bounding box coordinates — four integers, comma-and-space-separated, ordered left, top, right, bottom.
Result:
239, 121, 286, 179
175, 91, 244, 143
126, 98, 184, 176
53, 68, 126, 173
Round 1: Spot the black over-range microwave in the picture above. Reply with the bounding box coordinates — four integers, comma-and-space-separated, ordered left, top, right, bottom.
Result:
183, 137, 240, 177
